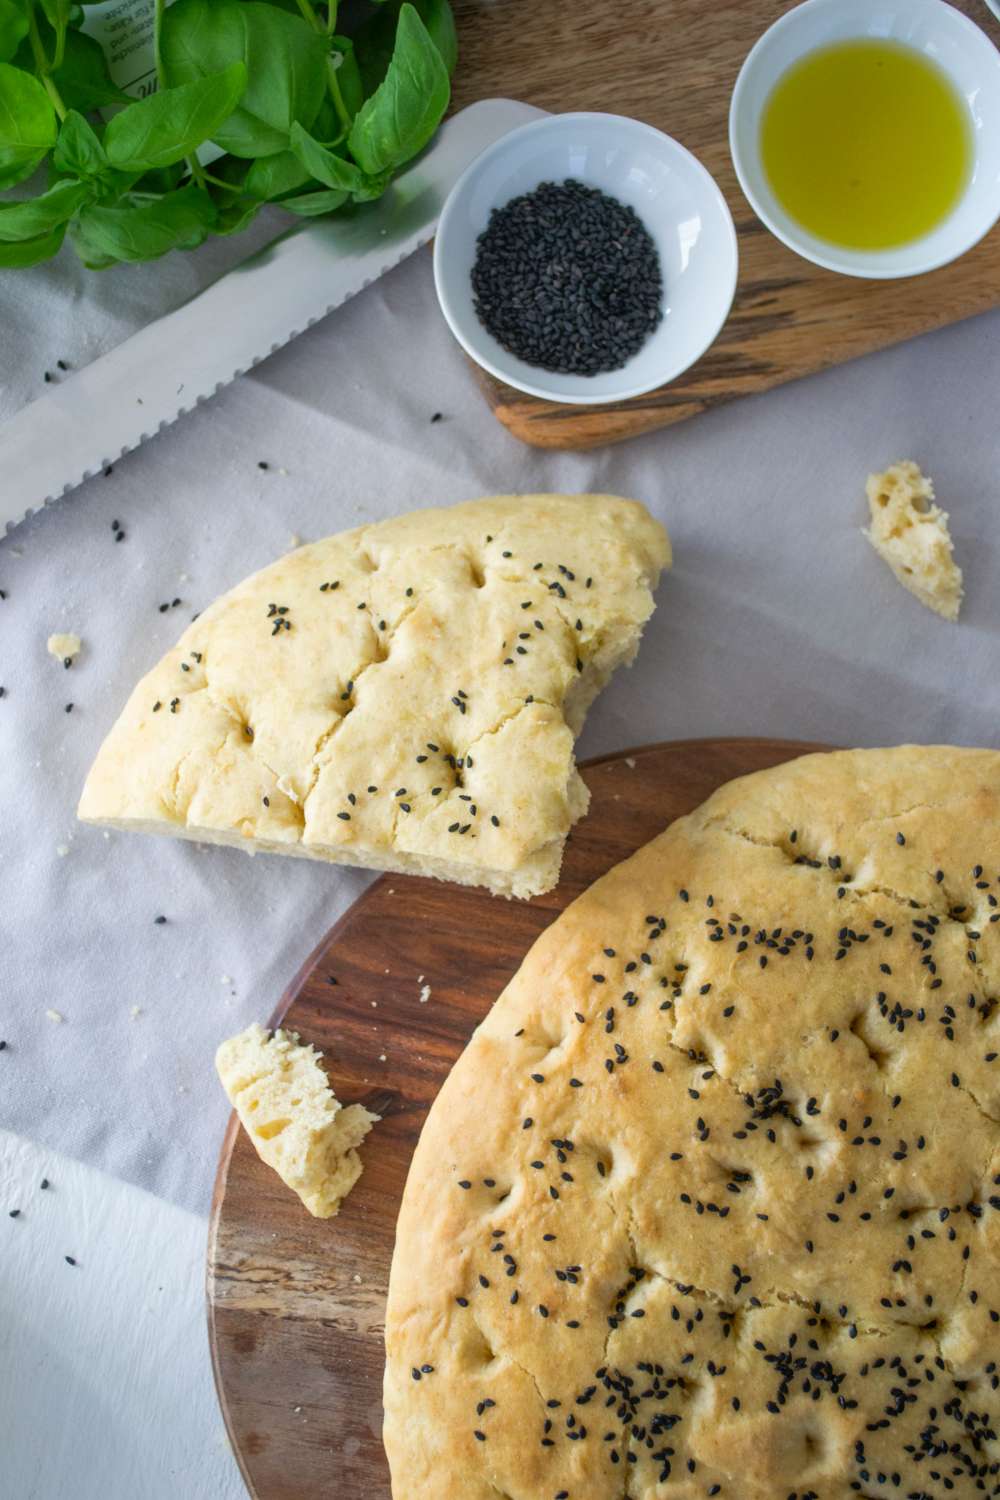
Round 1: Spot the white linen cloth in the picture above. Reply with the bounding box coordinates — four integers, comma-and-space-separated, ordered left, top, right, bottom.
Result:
1, 231, 998, 1216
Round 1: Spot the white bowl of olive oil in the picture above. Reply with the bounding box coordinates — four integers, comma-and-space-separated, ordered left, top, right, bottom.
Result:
729, 0, 1000, 278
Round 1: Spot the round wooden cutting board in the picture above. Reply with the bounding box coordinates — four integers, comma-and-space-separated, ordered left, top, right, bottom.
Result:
208, 738, 820, 1500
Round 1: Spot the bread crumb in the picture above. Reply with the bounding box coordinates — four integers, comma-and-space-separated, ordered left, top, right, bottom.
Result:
46, 1009, 64, 1023
47, 632, 81, 665
419, 984, 431, 1004
353, 1273, 362, 1283
287, 534, 301, 550
56, 844, 70, 858
379, 1053, 387, 1062
863, 460, 963, 621
216, 1022, 379, 1218
220, 975, 232, 985
130, 1006, 143, 1020
625, 756, 636, 769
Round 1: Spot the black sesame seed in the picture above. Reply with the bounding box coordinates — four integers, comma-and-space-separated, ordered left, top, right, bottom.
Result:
470, 179, 663, 377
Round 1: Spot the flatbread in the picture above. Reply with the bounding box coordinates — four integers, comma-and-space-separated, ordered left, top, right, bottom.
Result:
78, 494, 669, 897
385, 745, 1000, 1497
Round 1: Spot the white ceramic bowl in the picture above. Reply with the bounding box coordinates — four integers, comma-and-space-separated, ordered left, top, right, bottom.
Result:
433, 111, 738, 405
730, 0, 1000, 279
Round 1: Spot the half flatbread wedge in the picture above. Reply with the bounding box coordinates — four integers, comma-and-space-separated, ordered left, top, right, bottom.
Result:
79, 494, 670, 897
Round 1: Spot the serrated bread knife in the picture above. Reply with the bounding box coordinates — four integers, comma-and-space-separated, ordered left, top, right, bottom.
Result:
0, 98, 543, 536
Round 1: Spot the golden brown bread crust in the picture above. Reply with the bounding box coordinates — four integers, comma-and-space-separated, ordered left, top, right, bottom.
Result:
78, 494, 669, 898
384, 745, 1000, 1498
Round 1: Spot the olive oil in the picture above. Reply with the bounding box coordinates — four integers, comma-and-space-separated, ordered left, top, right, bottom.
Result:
760, 39, 971, 251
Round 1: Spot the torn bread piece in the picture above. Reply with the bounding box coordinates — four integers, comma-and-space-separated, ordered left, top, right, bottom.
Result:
216, 1022, 378, 1218
864, 460, 963, 620
78, 494, 671, 897
47, 632, 82, 665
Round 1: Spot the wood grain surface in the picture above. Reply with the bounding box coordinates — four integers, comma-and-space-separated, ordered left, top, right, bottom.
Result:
445, 0, 1000, 449
208, 738, 823, 1500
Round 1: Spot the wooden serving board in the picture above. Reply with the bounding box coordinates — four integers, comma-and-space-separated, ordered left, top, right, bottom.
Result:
208, 737, 821, 1500
446, 0, 1000, 449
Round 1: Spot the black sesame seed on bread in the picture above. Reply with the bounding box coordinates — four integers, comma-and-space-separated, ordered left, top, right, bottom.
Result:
384, 745, 1000, 1497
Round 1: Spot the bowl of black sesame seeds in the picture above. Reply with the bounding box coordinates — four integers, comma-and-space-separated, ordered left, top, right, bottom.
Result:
434, 111, 738, 405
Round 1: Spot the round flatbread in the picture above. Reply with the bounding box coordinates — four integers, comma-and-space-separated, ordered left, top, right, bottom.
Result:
385, 746, 1000, 1498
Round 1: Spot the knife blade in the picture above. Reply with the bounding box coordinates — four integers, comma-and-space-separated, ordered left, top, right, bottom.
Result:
0, 98, 543, 536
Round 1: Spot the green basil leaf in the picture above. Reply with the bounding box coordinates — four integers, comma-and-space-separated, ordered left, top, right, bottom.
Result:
130, 161, 188, 195
0, 178, 91, 241
0, 0, 28, 65
105, 62, 247, 171
348, 4, 449, 176
308, 95, 339, 145
0, 64, 58, 191
160, 0, 327, 159
66, 218, 116, 268
351, 170, 391, 204
280, 186, 348, 217
53, 108, 108, 178
414, 0, 456, 76
354, 0, 455, 97
51, 28, 130, 110
72, 182, 217, 262
213, 195, 259, 235
0, 221, 64, 265
245, 147, 310, 201
330, 35, 363, 118
289, 121, 365, 191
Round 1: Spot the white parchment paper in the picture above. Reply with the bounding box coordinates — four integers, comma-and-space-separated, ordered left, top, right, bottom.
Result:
1, 237, 998, 1214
